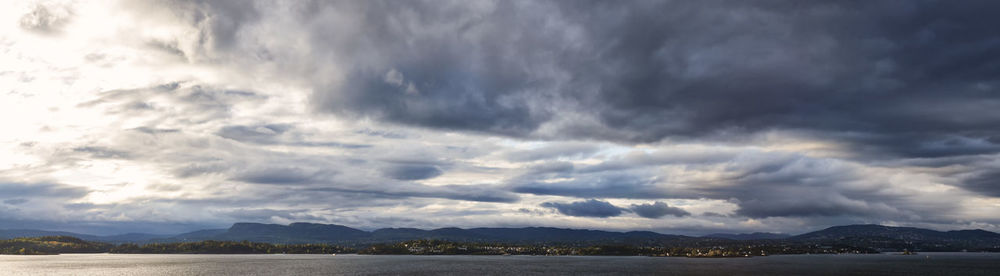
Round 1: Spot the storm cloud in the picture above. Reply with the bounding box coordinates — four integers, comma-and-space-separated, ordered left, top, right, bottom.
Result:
630, 202, 690, 219
140, 0, 1000, 159
541, 199, 626, 218
962, 169, 1000, 197
380, 164, 443, 181
2, 0, 1000, 236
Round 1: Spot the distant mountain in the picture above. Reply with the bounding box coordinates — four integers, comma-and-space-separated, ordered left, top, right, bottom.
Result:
791, 224, 1000, 251
792, 224, 1000, 241
225, 222, 369, 243
158, 223, 370, 244
149, 223, 703, 246
0, 229, 100, 241
1, 236, 111, 254
165, 229, 227, 242
89, 233, 172, 243
369, 227, 486, 242
0, 229, 168, 243
4, 223, 1000, 252
704, 232, 791, 240
948, 229, 1000, 240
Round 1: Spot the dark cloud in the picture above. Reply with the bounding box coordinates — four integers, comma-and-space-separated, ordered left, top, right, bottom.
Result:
380, 164, 443, 181
522, 161, 575, 176
2, 199, 28, 205
732, 192, 885, 218
703, 156, 908, 219
304, 1, 570, 137
513, 152, 922, 220
73, 146, 132, 159
433, 185, 520, 203
307, 183, 519, 203
630, 202, 690, 218
130, 127, 181, 134
173, 163, 229, 178
145, 39, 189, 60
0, 181, 90, 200
541, 199, 625, 218
153, 0, 1000, 159
701, 212, 729, 218
217, 124, 294, 144
355, 129, 407, 139
232, 167, 335, 185
962, 169, 1000, 197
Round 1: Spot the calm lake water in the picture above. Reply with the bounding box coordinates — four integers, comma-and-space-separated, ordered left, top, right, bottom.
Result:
2, 253, 999, 275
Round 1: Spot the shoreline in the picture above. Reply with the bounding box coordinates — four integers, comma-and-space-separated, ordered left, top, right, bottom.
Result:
9, 251, 996, 257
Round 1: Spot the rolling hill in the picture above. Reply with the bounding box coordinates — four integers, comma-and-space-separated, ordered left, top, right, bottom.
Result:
3, 223, 1000, 252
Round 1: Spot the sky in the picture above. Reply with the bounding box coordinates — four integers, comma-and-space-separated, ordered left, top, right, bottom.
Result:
1, 0, 999, 236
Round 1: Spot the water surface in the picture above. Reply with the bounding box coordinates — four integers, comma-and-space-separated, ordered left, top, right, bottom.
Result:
2, 253, 998, 275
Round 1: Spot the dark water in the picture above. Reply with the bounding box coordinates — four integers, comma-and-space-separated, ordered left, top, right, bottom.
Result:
2, 253, 998, 275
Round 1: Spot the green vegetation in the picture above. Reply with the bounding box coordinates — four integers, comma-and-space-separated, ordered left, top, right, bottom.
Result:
0, 236, 112, 255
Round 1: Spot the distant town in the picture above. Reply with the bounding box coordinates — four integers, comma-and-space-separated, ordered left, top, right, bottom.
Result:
2, 223, 999, 256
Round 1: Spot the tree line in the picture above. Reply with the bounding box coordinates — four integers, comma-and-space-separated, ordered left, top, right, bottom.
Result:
0, 236, 887, 257
1, 236, 353, 255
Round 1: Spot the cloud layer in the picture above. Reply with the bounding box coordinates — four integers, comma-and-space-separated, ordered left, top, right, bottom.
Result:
0, 0, 999, 235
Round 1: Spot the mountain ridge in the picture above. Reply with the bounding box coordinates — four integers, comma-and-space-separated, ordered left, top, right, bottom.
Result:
791, 224, 1000, 241
4, 223, 1000, 251
704, 232, 791, 240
